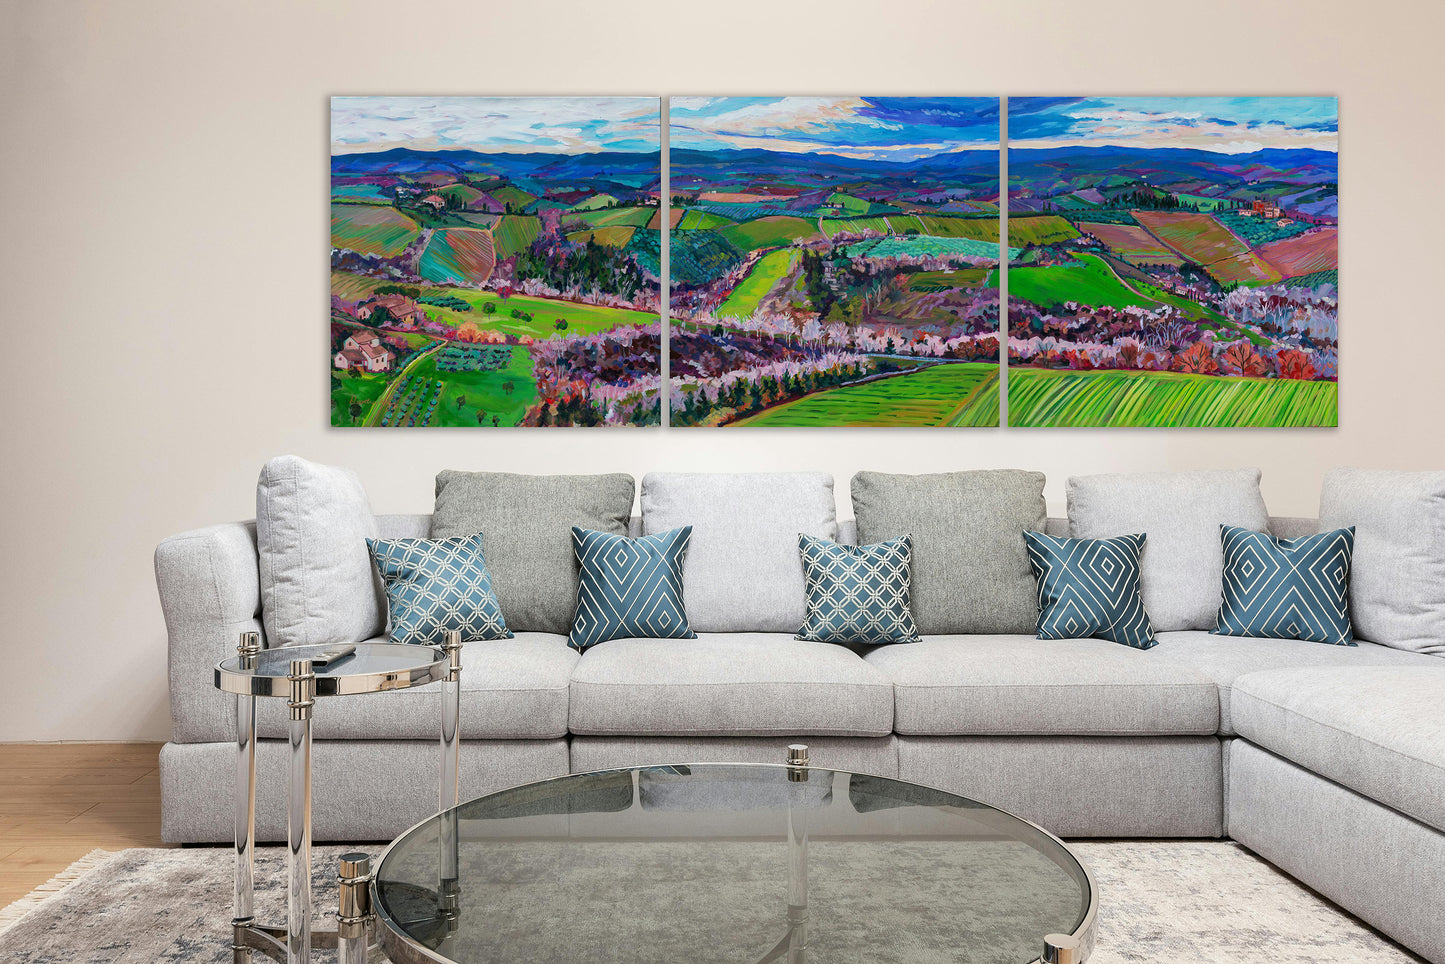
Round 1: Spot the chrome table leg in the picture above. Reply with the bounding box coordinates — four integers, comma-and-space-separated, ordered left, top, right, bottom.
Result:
287, 658, 315, 964
233, 633, 260, 964
337, 853, 373, 964
438, 631, 463, 924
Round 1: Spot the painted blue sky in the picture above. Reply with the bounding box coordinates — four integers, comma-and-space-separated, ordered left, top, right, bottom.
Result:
1009, 97, 1337, 153
331, 97, 660, 155
669, 97, 1000, 161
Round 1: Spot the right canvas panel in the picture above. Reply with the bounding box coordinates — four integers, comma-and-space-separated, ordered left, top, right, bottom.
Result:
1006, 97, 1338, 427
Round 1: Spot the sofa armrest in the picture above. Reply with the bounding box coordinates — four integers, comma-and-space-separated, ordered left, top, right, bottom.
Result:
156, 521, 262, 744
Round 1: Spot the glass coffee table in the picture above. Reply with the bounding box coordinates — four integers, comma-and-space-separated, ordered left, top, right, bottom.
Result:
367, 747, 1097, 964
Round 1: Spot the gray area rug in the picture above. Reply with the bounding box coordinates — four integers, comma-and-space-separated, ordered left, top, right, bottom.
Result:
0, 841, 1423, 963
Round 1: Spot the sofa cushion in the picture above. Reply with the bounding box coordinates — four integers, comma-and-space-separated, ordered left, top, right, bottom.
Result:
851, 469, 1046, 635
568, 634, 894, 737
256, 633, 577, 740
1319, 467, 1445, 655
640, 472, 836, 633
1231, 666, 1445, 831
1067, 468, 1270, 632
256, 455, 383, 648
430, 471, 635, 635
864, 635, 1218, 736
1147, 630, 1441, 735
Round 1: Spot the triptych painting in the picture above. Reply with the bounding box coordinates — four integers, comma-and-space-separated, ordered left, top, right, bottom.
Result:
331, 96, 1337, 429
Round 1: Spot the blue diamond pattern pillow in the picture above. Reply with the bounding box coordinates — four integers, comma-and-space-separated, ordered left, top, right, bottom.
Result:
1024, 531, 1156, 649
571, 526, 695, 651
1214, 525, 1356, 646
366, 534, 512, 646
797, 534, 920, 646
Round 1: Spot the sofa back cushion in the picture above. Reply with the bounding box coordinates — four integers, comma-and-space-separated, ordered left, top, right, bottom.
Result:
1320, 467, 1445, 655
430, 471, 635, 634
641, 472, 836, 633
1067, 467, 1269, 632
256, 455, 384, 648
851, 469, 1046, 635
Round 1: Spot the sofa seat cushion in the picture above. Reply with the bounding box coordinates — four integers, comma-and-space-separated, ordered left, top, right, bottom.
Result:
568, 634, 894, 737
1147, 631, 1440, 735
1231, 666, 1445, 831
864, 635, 1219, 736
256, 633, 577, 740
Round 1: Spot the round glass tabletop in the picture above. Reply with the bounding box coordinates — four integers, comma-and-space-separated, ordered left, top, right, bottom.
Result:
214, 642, 447, 698
374, 764, 1096, 964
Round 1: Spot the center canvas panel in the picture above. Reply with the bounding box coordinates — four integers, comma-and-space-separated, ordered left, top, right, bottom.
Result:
330, 96, 662, 428
667, 97, 1003, 427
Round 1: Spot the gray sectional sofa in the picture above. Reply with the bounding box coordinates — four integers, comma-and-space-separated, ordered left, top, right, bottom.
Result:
156, 470, 1445, 963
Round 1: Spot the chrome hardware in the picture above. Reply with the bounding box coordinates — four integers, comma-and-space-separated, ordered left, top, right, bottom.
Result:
288, 659, 315, 721
337, 853, 373, 964
787, 743, 809, 782
443, 630, 463, 682
238, 631, 261, 668
1043, 933, 1081, 964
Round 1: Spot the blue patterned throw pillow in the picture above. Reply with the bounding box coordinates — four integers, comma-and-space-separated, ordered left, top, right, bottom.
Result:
1214, 525, 1356, 646
1023, 531, 1156, 649
571, 526, 695, 651
366, 534, 512, 646
797, 535, 920, 646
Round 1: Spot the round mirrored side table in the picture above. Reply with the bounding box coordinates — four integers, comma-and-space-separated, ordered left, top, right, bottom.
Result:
214, 631, 464, 964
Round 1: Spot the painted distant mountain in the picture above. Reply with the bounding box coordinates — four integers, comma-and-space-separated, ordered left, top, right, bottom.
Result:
331, 148, 661, 180
1009, 146, 1337, 195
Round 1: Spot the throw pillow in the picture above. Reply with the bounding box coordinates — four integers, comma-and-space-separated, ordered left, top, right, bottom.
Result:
1023, 531, 1157, 649
641, 472, 837, 633
256, 455, 384, 648
570, 526, 695, 651
851, 470, 1047, 635
1066, 468, 1270, 632
1319, 467, 1445, 655
796, 534, 920, 646
430, 471, 635, 635
366, 534, 512, 646
1213, 525, 1356, 646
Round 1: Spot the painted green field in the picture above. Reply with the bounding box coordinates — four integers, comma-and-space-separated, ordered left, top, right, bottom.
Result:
491, 215, 541, 258
331, 184, 390, 203
1007, 215, 1082, 246
719, 249, 798, 319
734, 363, 1000, 426
406, 346, 538, 427
717, 216, 822, 250
331, 204, 420, 257
331, 372, 389, 426
822, 216, 894, 237
827, 192, 872, 216
914, 215, 999, 240
418, 228, 496, 286
488, 185, 536, 210
850, 235, 1011, 261
565, 225, 636, 247
1006, 368, 1337, 427
679, 209, 736, 230
566, 206, 655, 229
333, 271, 655, 338
1005, 254, 1159, 310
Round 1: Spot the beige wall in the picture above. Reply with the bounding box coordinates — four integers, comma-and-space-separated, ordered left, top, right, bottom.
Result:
1, 0, 1441, 742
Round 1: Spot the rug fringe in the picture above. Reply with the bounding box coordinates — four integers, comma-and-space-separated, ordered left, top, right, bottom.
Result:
0, 848, 116, 937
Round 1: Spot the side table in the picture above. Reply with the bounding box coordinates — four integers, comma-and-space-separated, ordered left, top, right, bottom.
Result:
214, 631, 465, 964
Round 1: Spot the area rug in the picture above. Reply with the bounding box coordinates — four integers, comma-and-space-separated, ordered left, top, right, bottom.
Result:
0, 842, 1424, 963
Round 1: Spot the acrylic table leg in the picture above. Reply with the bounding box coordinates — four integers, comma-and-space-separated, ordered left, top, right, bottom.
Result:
232, 631, 260, 964
232, 690, 257, 963
287, 658, 315, 964
438, 631, 463, 925
786, 744, 810, 964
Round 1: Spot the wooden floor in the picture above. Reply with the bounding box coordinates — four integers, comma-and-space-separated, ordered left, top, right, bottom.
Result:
0, 743, 172, 906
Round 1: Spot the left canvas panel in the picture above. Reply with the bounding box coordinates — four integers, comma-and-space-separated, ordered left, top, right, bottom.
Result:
330, 97, 663, 427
